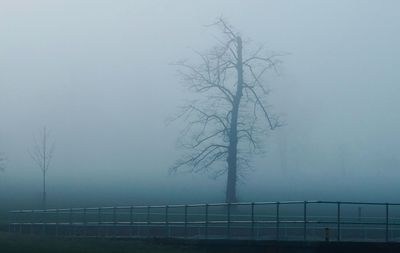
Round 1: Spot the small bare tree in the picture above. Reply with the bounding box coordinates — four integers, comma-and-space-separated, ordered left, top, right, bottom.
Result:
30, 127, 54, 209
171, 19, 283, 203
0, 153, 5, 171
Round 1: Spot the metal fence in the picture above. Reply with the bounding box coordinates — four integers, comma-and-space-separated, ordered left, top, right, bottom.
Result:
8, 200, 400, 242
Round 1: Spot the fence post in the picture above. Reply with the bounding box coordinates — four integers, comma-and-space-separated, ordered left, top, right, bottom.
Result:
276, 202, 280, 241
69, 208, 73, 236
12, 211, 16, 233
130, 206, 133, 225
113, 207, 116, 225
19, 210, 23, 234
113, 207, 117, 237
386, 203, 389, 242
165, 205, 169, 238
130, 206, 134, 237
7, 211, 11, 233
15, 211, 18, 233
147, 206, 150, 238
56, 209, 59, 236
83, 208, 87, 236
227, 203, 231, 239
13, 211, 17, 233
303, 201, 307, 241
337, 202, 341, 241
251, 202, 255, 240
30, 210, 34, 235
205, 204, 209, 239
42, 209, 46, 235
97, 207, 101, 237
184, 205, 188, 239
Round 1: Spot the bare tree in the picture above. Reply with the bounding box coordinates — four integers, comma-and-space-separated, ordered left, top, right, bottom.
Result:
0, 153, 5, 171
171, 19, 283, 203
30, 127, 54, 209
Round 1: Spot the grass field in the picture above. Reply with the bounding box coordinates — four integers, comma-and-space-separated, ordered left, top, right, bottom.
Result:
0, 232, 266, 253
3, 231, 400, 253
0, 232, 194, 253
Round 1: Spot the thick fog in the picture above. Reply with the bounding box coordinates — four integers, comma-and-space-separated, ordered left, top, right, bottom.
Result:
0, 0, 399, 209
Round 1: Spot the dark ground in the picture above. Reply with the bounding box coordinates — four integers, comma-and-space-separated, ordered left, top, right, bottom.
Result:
2, 232, 400, 253
0, 232, 269, 253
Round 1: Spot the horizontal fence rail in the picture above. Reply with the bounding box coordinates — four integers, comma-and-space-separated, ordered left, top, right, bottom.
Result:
8, 200, 400, 242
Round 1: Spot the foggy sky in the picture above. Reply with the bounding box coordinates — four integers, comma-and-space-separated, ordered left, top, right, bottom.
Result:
1, 0, 400, 209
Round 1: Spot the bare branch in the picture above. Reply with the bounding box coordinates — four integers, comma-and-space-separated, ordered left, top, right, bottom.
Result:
173, 55, 235, 104
170, 144, 228, 173
243, 84, 281, 130
30, 127, 55, 174
189, 105, 228, 131
206, 17, 237, 39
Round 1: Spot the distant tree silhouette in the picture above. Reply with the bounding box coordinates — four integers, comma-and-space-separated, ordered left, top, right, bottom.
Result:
30, 127, 54, 209
171, 18, 283, 203
0, 153, 5, 171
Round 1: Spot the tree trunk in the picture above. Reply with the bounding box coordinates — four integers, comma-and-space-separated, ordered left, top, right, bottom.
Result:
226, 36, 243, 203
42, 127, 47, 209
43, 171, 46, 209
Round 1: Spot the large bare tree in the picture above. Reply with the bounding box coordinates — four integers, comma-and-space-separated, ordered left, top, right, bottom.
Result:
171, 19, 282, 203
30, 127, 55, 209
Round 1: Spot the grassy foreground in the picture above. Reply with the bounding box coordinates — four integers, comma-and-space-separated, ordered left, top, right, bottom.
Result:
0, 232, 214, 253
0, 232, 266, 253
3, 232, 400, 253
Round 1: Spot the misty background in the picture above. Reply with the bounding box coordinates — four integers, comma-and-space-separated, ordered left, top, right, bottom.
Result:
0, 0, 399, 210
